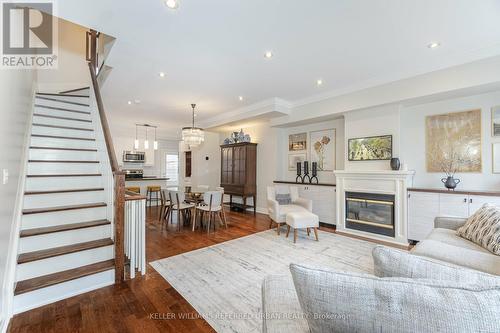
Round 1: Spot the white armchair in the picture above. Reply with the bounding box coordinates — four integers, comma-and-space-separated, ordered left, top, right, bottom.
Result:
267, 185, 312, 234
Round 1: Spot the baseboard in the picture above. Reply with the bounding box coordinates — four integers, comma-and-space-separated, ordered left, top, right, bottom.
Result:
1, 318, 10, 333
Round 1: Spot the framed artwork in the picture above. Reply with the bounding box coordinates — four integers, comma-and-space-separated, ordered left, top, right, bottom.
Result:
289, 133, 307, 151
492, 106, 500, 137
493, 143, 500, 174
348, 135, 392, 161
426, 109, 482, 173
288, 153, 307, 171
310, 129, 335, 171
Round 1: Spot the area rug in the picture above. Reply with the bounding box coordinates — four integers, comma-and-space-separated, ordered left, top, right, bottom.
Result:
150, 229, 377, 333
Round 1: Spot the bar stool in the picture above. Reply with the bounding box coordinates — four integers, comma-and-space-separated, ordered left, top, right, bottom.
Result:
146, 185, 161, 207
126, 186, 141, 194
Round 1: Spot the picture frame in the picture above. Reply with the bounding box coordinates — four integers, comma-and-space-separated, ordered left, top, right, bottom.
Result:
288, 153, 307, 171
348, 135, 392, 161
309, 129, 335, 171
492, 106, 500, 137
289, 133, 307, 151
493, 143, 500, 174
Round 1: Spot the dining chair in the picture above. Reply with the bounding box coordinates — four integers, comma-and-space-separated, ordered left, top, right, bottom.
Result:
159, 189, 171, 223
216, 186, 228, 225
166, 190, 195, 231
194, 190, 227, 234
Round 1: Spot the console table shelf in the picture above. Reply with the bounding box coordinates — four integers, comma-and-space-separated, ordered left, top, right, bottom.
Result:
273, 180, 336, 187
408, 187, 500, 197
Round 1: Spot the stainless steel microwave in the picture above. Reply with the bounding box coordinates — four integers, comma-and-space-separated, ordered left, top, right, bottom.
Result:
123, 151, 145, 163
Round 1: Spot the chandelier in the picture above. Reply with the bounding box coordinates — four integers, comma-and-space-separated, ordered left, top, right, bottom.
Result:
182, 103, 204, 147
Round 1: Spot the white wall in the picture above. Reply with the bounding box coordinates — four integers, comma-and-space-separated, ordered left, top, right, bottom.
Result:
401, 91, 500, 190
344, 105, 401, 171
0, 69, 37, 331
277, 118, 345, 184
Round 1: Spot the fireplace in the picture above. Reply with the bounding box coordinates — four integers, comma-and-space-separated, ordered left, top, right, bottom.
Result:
345, 192, 395, 237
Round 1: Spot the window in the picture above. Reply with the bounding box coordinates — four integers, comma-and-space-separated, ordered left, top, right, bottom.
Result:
165, 154, 179, 184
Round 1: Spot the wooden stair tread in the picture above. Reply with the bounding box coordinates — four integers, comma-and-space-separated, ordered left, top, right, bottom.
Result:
28, 160, 99, 163
31, 134, 95, 141
20, 219, 111, 237
34, 104, 91, 115
32, 123, 93, 131
33, 113, 92, 122
35, 96, 90, 107
14, 259, 115, 295
25, 188, 104, 195
37, 92, 89, 98
23, 202, 107, 215
27, 173, 102, 177
29, 146, 97, 152
59, 87, 90, 94
18, 238, 114, 264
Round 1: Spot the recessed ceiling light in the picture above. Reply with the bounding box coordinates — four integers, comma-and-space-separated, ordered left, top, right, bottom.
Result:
165, 0, 179, 9
427, 42, 440, 49
238, 96, 244, 101
159, 72, 165, 78
264, 51, 273, 59
316, 79, 323, 86
127, 101, 132, 105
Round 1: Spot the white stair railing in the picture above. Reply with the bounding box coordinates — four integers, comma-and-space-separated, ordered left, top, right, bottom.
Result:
124, 195, 146, 278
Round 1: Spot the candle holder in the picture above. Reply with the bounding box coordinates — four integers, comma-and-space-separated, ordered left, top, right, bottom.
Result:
302, 161, 311, 183
295, 162, 303, 183
310, 162, 319, 184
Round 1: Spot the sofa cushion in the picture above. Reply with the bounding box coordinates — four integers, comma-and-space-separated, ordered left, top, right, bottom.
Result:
427, 228, 489, 253
373, 245, 500, 285
261, 275, 309, 333
275, 193, 292, 205
457, 203, 500, 255
290, 263, 500, 333
412, 239, 500, 275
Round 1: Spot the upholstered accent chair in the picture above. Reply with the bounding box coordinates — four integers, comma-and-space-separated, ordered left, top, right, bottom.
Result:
267, 185, 312, 234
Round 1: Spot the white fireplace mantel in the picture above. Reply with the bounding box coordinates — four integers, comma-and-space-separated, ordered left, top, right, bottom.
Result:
334, 170, 415, 246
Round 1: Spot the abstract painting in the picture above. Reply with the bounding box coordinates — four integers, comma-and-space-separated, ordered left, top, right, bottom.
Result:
348, 135, 392, 161
289, 133, 307, 151
310, 129, 335, 171
426, 109, 482, 173
492, 106, 500, 137
288, 153, 307, 171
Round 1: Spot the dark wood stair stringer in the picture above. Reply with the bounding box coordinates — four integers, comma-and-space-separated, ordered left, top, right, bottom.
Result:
14, 259, 115, 295
18, 238, 114, 264
22, 202, 107, 215
20, 219, 111, 237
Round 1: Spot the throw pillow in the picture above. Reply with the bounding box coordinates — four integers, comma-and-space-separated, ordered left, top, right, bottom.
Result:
372, 245, 500, 286
457, 203, 500, 255
290, 263, 500, 333
275, 193, 292, 205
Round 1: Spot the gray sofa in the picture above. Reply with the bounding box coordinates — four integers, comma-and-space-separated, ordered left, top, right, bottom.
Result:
262, 217, 500, 333
412, 217, 500, 275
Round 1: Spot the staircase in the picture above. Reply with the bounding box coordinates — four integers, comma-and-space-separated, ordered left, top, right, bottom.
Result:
13, 87, 116, 313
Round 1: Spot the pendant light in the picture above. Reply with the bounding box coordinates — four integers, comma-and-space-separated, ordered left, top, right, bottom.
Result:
153, 127, 158, 150
182, 103, 204, 147
144, 127, 149, 150
134, 125, 139, 150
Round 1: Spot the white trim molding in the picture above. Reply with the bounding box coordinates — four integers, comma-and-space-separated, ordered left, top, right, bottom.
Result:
334, 170, 415, 246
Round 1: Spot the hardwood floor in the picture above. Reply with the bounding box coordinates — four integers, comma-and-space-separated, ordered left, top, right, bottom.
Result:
8, 207, 273, 333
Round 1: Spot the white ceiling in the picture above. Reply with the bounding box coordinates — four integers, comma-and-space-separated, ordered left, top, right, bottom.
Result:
57, 0, 500, 138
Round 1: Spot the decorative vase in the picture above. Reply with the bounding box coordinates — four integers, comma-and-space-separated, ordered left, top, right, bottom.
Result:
232, 131, 239, 143
296, 162, 303, 183
441, 176, 460, 191
238, 129, 245, 142
390, 158, 401, 171
302, 161, 310, 183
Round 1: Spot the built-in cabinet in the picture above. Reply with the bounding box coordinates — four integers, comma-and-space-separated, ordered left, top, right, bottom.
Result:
274, 181, 336, 225
408, 189, 500, 241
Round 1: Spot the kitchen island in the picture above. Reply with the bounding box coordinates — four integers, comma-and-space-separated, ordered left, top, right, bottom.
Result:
125, 177, 170, 206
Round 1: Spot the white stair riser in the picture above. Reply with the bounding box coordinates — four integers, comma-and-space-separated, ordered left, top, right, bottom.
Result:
24, 191, 105, 209
31, 126, 95, 139
16, 246, 113, 281
32, 115, 93, 129
35, 97, 90, 112
13, 269, 114, 314
29, 149, 97, 161
30, 136, 96, 150
27, 162, 100, 174
22, 206, 107, 229
25, 176, 103, 191
36, 95, 90, 104
34, 107, 92, 121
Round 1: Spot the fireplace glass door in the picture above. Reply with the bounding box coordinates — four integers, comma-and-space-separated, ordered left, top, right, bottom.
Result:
345, 192, 395, 237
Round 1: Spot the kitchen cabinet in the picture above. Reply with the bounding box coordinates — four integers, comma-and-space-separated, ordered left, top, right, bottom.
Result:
407, 188, 500, 241
297, 184, 336, 225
